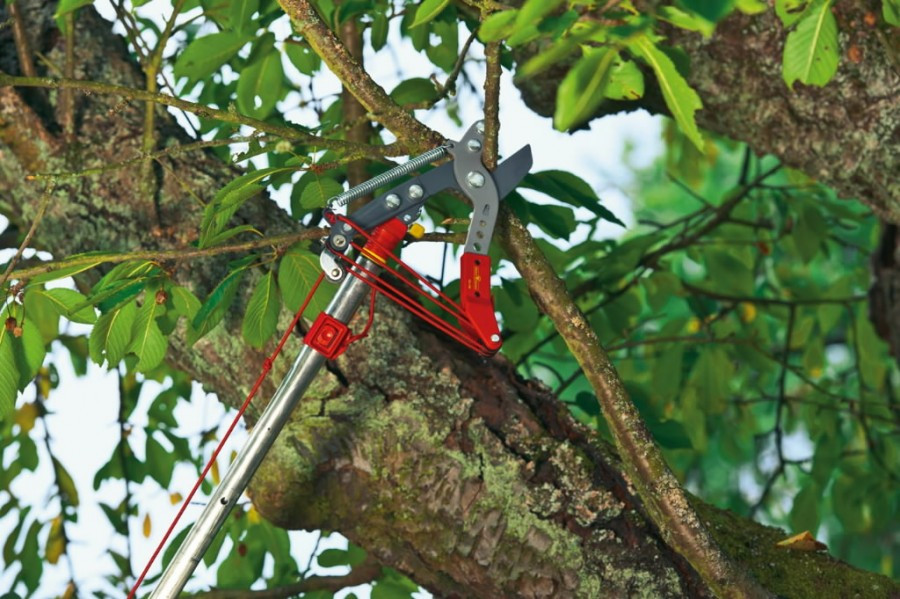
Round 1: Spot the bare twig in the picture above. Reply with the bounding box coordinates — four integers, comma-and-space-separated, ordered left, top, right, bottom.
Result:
0, 184, 54, 291
9, 1, 37, 77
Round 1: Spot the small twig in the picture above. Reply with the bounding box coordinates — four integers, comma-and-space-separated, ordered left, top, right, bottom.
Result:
0, 183, 54, 291
117, 369, 136, 586
61, 13, 75, 137
9, 1, 37, 77
7, 229, 323, 283
0, 74, 403, 157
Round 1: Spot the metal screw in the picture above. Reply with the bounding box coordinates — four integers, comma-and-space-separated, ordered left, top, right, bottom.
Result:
466, 171, 485, 188
330, 268, 341, 278
408, 184, 424, 200
332, 234, 347, 248
385, 193, 401, 209
467, 139, 482, 152
490, 334, 500, 343
342, 223, 352, 232
402, 214, 413, 223
475, 121, 485, 134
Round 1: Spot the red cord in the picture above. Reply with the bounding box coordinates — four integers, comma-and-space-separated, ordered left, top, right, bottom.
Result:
132, 217, 492, 595
128, 272, 326, 598
334, 215, 492, 355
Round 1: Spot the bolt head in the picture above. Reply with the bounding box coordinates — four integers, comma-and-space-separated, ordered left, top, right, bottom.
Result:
467, 138, 482, 152
475, 120, 485, 134
402, 214, 413, 223
490, 334, 501, 343
408, 184, 424, 200
466, 171, 485, 188
332, 234, 347, 248
385, 193, 401, 209
342, 223, 352, 232
330, 268, 341, 278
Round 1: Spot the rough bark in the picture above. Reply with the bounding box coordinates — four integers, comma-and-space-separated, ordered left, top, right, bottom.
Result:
512, 2, 900, 223
1, 3, 898, 598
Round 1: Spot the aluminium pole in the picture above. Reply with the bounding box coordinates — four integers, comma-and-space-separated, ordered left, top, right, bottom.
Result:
149, 260, 378, 598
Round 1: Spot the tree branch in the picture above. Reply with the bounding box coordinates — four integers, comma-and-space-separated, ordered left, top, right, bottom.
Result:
0, 74, 400, 157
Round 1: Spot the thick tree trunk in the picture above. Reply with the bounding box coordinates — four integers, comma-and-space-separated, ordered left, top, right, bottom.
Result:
513, 2, 900, 224
1, 3, 898, 597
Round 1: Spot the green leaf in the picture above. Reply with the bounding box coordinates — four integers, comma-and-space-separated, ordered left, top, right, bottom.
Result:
389, 77, 439, 106
128, 299, 167, 373
792, 203, 827, 263
479, 10, 518, 42
200, 166, 294, 247
242, 271, 281, 348
230, 0, 259, 34
516, 0, 564, 29
23, 289, 60, 343
29, 254, 106, 284
169, 285, 202, 322
782, 0, 839, 88
55, 0, 93, 18
299, 176, 343, 210
53, 457, 80, 507
189, 265, 249, 344
40, 288, 97, 324
411, 0, 450, 27
604, 56, 645, 101
554, 48, 617, 131
13, 319, 45, 389
0, 332, 19, 420
371, 13, 389, 50
528, 204, 576, 239
775, 0, 810, 26
521, 170, 624, 226
146, 434, 175, 488
885, 0, 900, 26
790, 480, 820, 533
89, 302, 137, 366
317, 547, 351, 567
285, 41, 321, 75
278, 246, 333, 316
650, 419, 693, 450
173, 31, 250, 80
630, 36, 705, 151
678, 0, 736, 22
237, 50, 284, 119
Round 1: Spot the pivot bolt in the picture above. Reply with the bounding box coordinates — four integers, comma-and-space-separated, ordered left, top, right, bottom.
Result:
467, 139, 482, 152
475, 121, 485, 134
385, 193, 401, 209
466, 171, 485, 188
408, 184, 424, 200
332, 234, 348, 249
331, 268, 341, 278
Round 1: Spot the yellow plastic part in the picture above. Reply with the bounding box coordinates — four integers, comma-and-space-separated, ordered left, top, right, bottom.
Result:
408, 223, 426, 239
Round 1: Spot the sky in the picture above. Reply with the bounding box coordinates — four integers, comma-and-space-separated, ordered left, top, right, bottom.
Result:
0, 1, 662, 597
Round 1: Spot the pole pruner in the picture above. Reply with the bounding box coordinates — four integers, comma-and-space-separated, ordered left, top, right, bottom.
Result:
140, 121, 531, 597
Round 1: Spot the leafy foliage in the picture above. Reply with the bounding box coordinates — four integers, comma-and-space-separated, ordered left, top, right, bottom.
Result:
1, 0, 898, 596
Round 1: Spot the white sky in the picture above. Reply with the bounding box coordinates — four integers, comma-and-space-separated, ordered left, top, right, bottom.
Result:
0, 1, 662, 596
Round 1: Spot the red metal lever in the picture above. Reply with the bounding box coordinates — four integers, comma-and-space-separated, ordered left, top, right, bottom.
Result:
460, 252, 501, 354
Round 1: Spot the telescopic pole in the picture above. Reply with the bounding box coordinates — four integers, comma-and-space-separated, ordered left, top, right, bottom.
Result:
149, 259, 379, 598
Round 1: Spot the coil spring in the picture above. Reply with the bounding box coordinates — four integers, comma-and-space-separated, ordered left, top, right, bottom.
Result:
327, 144, 450, 208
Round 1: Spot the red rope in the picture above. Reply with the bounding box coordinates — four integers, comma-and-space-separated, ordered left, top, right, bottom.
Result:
128, 272, 325, 598
334, 215, 492, 355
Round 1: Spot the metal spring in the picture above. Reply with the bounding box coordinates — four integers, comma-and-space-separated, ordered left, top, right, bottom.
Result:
327, 144, 450, 208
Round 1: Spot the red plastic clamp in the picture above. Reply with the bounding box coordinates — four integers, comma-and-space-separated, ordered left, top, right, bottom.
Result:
460, 252, 502, 354
305, 313, 352, 359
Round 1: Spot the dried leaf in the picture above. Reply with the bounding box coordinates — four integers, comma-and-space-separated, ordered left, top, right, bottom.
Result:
775, 530, 827, 551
